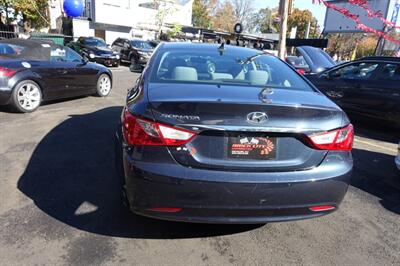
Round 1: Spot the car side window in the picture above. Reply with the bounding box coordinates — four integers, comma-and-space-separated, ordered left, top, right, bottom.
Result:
65, 47, 82, 62
50, 47, 81, 62
50, 47, 67, 62
330, 62, 379, 80
379, 63, 400, 81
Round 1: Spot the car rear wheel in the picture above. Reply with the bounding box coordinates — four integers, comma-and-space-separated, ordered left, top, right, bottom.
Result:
96, 74, 112, 97
11, 80, 42, 113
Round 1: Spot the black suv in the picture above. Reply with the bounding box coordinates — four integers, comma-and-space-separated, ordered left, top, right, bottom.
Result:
111, 38, 154, 65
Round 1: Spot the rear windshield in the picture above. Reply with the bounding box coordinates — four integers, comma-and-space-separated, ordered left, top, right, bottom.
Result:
150, 47, 313, 91
300, 47, 335, 69
287, 56, 308, 67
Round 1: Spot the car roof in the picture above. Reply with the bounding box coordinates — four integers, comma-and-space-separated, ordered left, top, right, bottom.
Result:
0, 38, 64, 60
359, 56, 400, 62
159, 42, 262, 54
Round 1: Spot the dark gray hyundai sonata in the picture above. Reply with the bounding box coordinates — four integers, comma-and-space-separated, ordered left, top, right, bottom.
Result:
115, 42, 354, 224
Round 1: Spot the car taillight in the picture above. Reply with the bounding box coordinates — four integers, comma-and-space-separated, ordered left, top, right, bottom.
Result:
306, 124, 354, 151
0, 67, 17, 78
122, 110, 196, 146
296, 68, 305, 75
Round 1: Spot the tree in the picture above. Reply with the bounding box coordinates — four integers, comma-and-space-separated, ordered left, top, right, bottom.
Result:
356, 37, 378, 58
327, 33, 366, 60
0, 0, 49, 31
212, 1, 236, 32
287, 8, 319, 38
167, 23, 182, 39
154, 0, 177, 38
231, 0, 254, 30
192, 0, 216, 29
253, 8, 278, 33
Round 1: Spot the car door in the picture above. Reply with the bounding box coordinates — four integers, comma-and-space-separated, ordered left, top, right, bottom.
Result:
323, 61, 380, 113
121, 40, 132, 61
366, 63, 400, 124
36, 46, 72, 100
63, 47, 99, 95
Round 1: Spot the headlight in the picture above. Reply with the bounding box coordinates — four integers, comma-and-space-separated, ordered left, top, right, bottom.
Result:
89, 53, 95, 59
116, 54, 120, 60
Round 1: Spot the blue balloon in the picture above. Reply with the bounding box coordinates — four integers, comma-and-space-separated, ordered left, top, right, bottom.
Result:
63, 0, 85, 18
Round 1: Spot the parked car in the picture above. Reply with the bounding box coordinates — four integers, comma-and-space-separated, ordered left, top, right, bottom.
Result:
68, 37, 120, 67
296, 46, 336, 74
286, 55, 310, 74
0, 39, 112, 113
396, 142, 400, 171
115, 42, 354, 224
111, 38, 154, 65
306, 56, 400, 128
148, 40, 161, 49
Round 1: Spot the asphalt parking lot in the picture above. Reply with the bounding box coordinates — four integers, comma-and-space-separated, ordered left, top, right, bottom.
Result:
0, 66, 399, 265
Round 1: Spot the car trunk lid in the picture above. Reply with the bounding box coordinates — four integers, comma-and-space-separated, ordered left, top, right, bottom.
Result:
147, 83, 345, 172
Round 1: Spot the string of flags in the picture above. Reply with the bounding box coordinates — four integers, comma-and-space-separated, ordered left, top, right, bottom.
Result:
313, 0, 400, 45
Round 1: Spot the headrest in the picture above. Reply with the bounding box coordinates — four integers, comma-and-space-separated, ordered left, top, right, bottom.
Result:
172, 67, 198, 81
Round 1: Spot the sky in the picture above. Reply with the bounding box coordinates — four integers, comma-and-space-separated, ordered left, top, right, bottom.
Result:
253, 0, 327, 27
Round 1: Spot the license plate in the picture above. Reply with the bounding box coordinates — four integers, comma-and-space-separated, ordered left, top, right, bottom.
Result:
228, 136, 277, 160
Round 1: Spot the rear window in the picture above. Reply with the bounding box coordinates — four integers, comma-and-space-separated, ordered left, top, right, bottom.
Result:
299, 47, 335, 69
287, 56, 308, 67
150, 47, 313, 91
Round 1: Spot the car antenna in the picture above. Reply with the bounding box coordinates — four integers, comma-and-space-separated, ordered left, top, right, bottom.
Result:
218, 42, 225, 56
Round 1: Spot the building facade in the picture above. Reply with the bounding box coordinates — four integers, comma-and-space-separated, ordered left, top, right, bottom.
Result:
49, 0, 193, 44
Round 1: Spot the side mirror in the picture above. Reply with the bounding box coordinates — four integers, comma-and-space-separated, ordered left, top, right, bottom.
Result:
130, 63, 144, 73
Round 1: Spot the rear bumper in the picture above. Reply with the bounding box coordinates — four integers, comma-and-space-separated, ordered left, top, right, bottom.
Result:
122, 149, 352, 224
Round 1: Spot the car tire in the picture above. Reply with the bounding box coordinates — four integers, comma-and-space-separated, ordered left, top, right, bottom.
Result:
95, 74, 112, 97
10, 80, 42, 113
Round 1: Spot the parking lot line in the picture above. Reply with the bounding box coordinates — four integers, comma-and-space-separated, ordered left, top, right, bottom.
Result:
354, 137, 397, 154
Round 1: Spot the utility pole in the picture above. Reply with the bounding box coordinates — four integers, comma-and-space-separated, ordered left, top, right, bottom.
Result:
278, 0, 290, 59
305, 20, 311, 39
